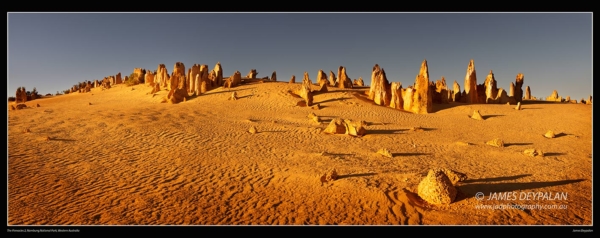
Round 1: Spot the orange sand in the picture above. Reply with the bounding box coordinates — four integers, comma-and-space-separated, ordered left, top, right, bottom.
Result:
8, 82, 592, 225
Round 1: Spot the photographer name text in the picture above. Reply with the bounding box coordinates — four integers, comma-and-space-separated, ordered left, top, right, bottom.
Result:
479, 192, 567, 201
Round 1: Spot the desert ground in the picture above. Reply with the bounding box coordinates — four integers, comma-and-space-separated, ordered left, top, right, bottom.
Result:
8, 82, 592, 225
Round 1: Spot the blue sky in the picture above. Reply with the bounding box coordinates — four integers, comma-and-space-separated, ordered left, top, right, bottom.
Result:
8, 13, 592, 100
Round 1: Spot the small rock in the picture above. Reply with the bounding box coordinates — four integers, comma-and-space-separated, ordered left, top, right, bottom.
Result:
321, 169, 338, 183
417, 169, 457, 205
23, 128, 30, 133
544, 130, 556, 139
410, 126, 424, 132
36, 104, 40, 107
230, 92, 238, 100
45, 136, 51, 141
249, 126, 257, 134
377, 148, 393, 158
470, 110, 484, 120
313, 116, 321, 123
89, 102, 92, 105
524, 149, 544, 157
486, 138, 504, 148
307, 112, 317, 119
455, 142, 470, 146
312, 104, 321, 110
514, 102, 522, 110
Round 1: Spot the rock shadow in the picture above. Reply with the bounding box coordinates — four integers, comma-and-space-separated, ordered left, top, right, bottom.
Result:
51, 138, 76, 142
463, 174, 532, 183
543, 152, 566, 157
504, 143, 534, 147
337, 173, 377, 179
482, 115, 505, 120
368, 129, 407, 135
392, 153, 431, 157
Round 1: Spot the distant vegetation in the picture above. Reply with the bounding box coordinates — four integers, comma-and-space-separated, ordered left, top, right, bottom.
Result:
11, 86, 44, 102
125, 73, 142, 86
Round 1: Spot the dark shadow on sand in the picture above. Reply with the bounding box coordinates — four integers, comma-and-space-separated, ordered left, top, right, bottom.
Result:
368, 129, 407, 135
544, 152, 566, 157
504, 143, 534, 147
337, 173, 377, 179
256, 131, 285, 134
554, 133, 570, 138
201, 87, 256, 96
51, 138, 76, 142
326, 153, 354, 157
463, 174, 533, 183
287, 90, 303, 98
392, 153, 431, 157
482, 115, 505, 120
456, 179, 586, 201
409, 127, 436, 132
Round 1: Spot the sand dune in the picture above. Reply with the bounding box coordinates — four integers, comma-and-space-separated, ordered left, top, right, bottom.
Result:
8, 82, 592, 225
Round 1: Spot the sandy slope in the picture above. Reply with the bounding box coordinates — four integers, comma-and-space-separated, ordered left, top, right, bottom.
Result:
8, 82, 592, 225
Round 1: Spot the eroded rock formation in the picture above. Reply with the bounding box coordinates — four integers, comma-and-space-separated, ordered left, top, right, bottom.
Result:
199, 65, 209, 93
299, 72, 314, 106
246, 69, 258, 79
317, 69, 328, 87
166, 88, 188, 104
586, 95, 592, 105
452, 80, 461, 102
337, 66, 353, 89
509, 82, 515, 97
402, 87, 415, 111
173, 62, 186, 77
116, 72, 122, 84
369, 65, 391, 106
328, 71, 336, 87
434, 77, 449, 104
390, 82, 403, 109
355, 77, 364, 86
224, 71, 242, 88
410, 60, 432, 114
323, 118, 366, 136
417, 169, 458, 205
514, 73, 524, 103
211, 62, 223, 88
271, 71, 277, 81
289, 75, 296, 84
145, 71, 155, 87
156, 64, 169, 88
484, 70, 498, 103
525, 86, 531, 100
546, 90, 562, 102
188, 64, 200, 93
464, 59, 478, 104
494, 88, 512, 104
